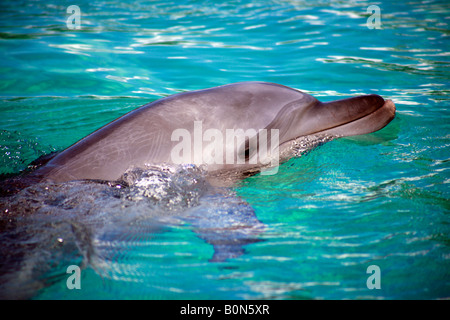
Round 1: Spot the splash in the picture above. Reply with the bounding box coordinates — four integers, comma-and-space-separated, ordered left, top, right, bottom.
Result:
0, 163, 262, 299
288, 134, 336, 158
0, 130, 56, 175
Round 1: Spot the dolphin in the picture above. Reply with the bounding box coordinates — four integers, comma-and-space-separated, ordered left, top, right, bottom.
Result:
0, 82, 396, 297
28, 81, 395, 184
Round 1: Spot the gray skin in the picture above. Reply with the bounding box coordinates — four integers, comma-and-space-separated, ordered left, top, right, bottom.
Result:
32, 82, 396, 183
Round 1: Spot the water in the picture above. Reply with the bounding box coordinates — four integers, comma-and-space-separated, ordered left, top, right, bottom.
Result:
0, 0, 449, 299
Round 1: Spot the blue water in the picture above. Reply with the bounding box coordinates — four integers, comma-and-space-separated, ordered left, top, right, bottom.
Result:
0, 0, 449, 299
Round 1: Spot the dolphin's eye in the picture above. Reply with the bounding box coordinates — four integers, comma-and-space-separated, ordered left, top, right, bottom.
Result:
237, 140, 252, 163
239, 136, 260, 163
244, 147, 250, 161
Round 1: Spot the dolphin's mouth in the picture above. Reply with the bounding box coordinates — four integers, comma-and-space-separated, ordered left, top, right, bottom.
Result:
317, 97, 396, 137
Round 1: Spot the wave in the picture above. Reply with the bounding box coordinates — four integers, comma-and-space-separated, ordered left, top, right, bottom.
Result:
0, 163, 263, 299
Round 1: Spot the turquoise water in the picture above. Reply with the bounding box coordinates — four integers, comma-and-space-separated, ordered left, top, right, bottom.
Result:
0, 0, 449, 299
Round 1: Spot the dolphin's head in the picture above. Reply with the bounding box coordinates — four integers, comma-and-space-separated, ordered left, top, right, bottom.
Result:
239, 91, 396, 176
273, 93, 396, 144
307, 94, 396, 137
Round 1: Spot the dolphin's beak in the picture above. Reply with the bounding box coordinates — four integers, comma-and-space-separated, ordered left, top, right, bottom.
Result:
309, 94, 396, 137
